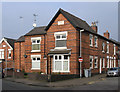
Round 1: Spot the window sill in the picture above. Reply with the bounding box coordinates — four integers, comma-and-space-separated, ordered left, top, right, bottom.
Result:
90, 45, 93, 47
55, 47, 67, 49
94, 67, 98, 69
31, 50, 41, 52
31, 68, 41, 70
102, 51, 105, 53
8, 57, 11, 59
95, 46, 98, 48
52, 71, 70, 73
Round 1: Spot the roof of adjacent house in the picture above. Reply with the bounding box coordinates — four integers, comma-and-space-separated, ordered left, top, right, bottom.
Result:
16, 36, 25, 42
4, 37, 16, 48
24, 26, 46, 36
45, 8, 120, 45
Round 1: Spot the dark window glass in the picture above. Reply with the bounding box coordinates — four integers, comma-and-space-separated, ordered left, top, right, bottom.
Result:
37, 58, 40, 60
55, 56, 57, 60
59, 56, 61, 60
62, 34, 66, 38
32, 40, 36, 43
56, 35, 60, 39
64, 55, 68, 59
37, 40, 40, 43
33, 58, 36, 60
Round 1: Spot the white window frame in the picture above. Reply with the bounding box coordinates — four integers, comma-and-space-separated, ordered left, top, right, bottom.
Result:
102, 58, 105, 68
90, 56, 93, 69
0, 49, 4, 59
94, 36, 98, 47
31, 55, 41, 70
114, 44, 116, 55
106, 41, 109, 53
94, 56, 98, 68
107, 56, 109, 68
89, 34, 93, 47
53, 54, 70, 72
8, 49, 12, 59
54, 31, 67, 49
102, 42, 105, 53
114, 57, 116, 67
31, 37, 41, 52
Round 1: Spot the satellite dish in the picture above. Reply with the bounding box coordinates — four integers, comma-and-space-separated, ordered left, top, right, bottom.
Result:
33, 23, 36, 27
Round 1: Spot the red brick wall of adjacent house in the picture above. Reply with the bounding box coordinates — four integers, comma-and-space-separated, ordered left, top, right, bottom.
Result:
0, 41, 14, 69
23, 35, 47, 73
14, 42, 25, 71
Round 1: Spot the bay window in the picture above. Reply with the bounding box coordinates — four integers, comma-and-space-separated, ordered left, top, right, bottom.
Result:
53, 55, 69, 72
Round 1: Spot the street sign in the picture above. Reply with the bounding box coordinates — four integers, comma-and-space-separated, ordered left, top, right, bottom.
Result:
79, 57, 83, 62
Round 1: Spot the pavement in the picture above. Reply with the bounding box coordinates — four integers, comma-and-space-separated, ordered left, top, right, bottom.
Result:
3, 74, 106, 87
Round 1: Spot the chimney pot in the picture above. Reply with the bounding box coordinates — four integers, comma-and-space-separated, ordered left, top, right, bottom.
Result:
104, 30, 110, 39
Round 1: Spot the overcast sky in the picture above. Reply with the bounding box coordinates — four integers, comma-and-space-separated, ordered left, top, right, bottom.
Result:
2, 2, 118, 41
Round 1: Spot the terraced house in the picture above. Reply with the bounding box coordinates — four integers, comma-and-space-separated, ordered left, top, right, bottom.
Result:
14, 8, 120, 78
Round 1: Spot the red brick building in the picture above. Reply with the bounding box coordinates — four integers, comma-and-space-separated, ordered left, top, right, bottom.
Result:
0, 37, 16, 70
14, 9, 120, 77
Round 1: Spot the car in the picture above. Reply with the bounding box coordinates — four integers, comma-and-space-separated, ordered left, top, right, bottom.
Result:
107, 67, 120, 77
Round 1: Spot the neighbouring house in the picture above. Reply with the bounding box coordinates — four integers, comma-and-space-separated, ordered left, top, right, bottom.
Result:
0, 37, 16, 70
14, 8, 120, 79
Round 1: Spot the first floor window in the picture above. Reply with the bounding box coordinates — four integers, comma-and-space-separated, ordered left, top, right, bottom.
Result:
102, 58, 105, 68
94, 56, 98, 68
8, 50, 11, 58
53, 55, 69, 72
31, 55, 41, 69
90, 34, 93, 46
31, 37, 41, 51
54, 31, 67, 48
90, 56, 93, 69
0, 49, 4, 59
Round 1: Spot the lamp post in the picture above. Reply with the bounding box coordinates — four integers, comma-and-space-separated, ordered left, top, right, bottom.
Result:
79, 29, 84, 78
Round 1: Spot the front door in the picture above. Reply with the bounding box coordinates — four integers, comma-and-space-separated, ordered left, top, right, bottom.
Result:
99, 58, 102, 73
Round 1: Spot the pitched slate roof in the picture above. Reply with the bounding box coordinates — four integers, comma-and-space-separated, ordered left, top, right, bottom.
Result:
45, 8, 95, 33
16, 36, 25, 42
4, 37, 16, 48
24, 26, 46, 36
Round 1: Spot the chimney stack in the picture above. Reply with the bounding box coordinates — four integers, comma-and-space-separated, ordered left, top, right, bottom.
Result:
104, 30, 110, 39
91, 22, 98, 33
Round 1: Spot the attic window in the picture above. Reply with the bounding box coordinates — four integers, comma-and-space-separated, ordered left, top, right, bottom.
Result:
58, 21, 64, 25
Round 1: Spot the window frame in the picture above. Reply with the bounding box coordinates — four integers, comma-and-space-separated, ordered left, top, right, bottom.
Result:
107, 56, 109, 68
53, 54, 70, 72
31, 55, 41, 70
102, 42, 105, 53
31, 37, 41, 52
102, 58, 105, 68
114, 57, 116, 67
94, 36, 98, 47
0, 49, 4, 59
54, 31, 67, 49
89, 34, 93, 47
106, 41, 109, 53
8, 49, 11, 59
90, 56, 93, 69
94, 56, 98, 68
